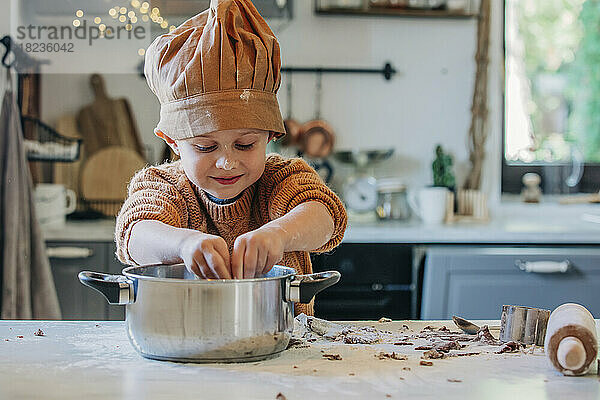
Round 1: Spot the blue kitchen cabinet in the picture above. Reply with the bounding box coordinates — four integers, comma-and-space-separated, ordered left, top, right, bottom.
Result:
47, 241, 126, 321
47, 241, 108, 320
421, 246, 600, 320
106, 243, 126, 321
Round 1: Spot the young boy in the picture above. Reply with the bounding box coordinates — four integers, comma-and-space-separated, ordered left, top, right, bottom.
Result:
114, 0, 347, 315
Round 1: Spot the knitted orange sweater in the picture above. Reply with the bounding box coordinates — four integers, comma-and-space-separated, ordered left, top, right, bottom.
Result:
115, 154, 347, 316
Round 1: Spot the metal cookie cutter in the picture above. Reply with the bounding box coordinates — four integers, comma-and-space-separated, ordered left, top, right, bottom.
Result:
499, 305, 551, 346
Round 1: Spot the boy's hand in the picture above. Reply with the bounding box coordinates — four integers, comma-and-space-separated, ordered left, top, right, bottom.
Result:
179, 232, 232, 279
231, 226, 285, 279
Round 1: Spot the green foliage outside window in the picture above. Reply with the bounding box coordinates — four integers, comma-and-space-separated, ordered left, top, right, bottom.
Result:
566, 1, 600, 161
511, 0, 600, 162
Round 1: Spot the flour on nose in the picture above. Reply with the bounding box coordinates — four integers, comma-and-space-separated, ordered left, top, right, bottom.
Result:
240, 89, 252, 102
216, 155, 238, 170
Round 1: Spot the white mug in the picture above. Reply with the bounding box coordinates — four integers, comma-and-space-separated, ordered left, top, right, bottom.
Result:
409, 186, 449, 225
34, 184, 77, 229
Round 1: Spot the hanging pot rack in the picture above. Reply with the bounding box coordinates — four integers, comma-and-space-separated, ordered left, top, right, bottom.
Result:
137, 59, 397, 81
281, 62, 397, 81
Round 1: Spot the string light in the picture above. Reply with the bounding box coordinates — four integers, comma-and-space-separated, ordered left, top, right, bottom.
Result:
99, 24, 106, 31
76, 10, 83, 17
98, 3, 171, 31
72, 19, 81, 27
138, 48, 145, 56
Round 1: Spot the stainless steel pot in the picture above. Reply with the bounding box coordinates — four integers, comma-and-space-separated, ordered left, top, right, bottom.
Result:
79, 264, 340, 363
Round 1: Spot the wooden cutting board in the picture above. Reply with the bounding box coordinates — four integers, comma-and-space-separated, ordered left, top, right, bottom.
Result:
76, 74, 146, 160
80, 146, 146, 216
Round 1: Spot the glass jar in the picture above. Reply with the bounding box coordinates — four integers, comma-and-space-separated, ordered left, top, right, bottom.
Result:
375, 179, 410, 221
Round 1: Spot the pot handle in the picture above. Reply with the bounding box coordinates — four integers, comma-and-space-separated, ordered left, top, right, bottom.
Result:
286, 271, 341, 304
78, 271, 135, 305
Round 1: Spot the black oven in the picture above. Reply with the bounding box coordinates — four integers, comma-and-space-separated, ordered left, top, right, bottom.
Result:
311, 243, 415, 320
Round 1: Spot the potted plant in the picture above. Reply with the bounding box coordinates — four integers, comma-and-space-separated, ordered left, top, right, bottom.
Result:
432, 144, 456, 191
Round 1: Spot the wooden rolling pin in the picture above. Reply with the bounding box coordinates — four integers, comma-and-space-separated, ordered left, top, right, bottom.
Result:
544, 303, 598, 376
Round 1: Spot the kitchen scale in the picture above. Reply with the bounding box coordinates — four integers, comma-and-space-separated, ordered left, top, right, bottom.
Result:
333, 149, 394, 219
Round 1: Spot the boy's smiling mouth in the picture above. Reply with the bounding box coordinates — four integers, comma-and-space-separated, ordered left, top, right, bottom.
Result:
211, 175, 243, 185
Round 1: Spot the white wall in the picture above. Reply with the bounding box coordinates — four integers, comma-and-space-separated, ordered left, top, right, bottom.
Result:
34, 0, 503, 200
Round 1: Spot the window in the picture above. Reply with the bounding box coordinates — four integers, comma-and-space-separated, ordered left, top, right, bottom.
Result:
503, 0, 600, 194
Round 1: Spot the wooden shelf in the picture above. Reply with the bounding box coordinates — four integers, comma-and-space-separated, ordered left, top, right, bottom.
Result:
315, 6, 478, 19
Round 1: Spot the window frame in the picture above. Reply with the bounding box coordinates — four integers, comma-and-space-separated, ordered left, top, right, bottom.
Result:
501, 0, 600, 194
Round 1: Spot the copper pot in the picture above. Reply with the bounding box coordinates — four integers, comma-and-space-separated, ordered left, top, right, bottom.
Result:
283, 118, 302, 146
298, 120, 335, 159
299, 71, 335, 159
280, 72, 302, 147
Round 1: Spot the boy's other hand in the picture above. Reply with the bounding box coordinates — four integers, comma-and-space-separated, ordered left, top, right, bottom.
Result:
179, 232, 232, 279
231, 227, 285, 279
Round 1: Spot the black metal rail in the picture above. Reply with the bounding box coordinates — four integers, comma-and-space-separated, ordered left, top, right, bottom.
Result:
281, 62, 397, 80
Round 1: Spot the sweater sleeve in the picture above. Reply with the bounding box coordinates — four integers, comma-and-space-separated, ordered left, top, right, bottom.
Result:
114, 165, 188, 265
262, 155, 347, 254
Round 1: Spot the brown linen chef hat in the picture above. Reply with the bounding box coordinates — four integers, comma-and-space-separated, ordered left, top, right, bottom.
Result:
144, 0, 286, 140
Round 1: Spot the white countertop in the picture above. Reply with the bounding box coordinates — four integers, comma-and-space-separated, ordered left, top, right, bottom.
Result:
41, 202, 600, 244
42, 218, 117, 242
2, 320, 599, 400
344, 219, 600, 245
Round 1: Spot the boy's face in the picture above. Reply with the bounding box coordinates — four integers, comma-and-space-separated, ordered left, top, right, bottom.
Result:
160, 128, 271, 199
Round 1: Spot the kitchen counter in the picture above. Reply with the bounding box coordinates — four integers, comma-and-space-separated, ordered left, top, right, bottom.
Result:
344, 202, 600, 244
40, 200, 600, 245
1, 320, 599, 399
42, 218, 117, 242
344, 218, 600, 244
43, 206, 600, 244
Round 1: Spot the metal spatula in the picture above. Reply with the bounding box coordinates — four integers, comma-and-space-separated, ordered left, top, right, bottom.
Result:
452, 315, 500, 335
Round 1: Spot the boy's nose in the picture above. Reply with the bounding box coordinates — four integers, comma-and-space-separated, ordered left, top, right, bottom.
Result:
215, 155, 238, 170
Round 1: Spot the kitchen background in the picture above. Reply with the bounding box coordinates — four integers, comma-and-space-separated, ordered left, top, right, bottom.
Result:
1, 0, 599, 323
21, 0, 501, 198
